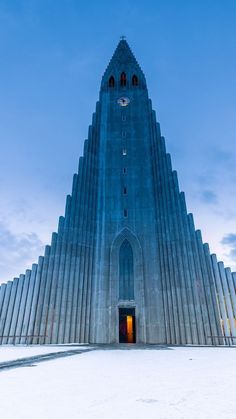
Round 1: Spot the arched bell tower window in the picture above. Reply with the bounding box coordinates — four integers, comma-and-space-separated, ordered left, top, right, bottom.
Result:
120, 72, 127, 87
108, 76, 115, 87
119, 239, 134, 300
132, 74, 138, 86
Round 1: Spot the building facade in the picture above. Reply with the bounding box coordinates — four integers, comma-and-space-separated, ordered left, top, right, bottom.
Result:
0, 40, 236, 345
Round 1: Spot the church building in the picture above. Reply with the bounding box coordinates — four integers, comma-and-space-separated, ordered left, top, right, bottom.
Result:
0, 40, 235, 345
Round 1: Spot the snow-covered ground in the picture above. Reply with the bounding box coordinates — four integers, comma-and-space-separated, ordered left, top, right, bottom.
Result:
0, 346, 235, 419
0, 344, 89, 362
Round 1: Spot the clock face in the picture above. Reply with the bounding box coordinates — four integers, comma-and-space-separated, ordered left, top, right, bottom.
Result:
117, 97, 130, 107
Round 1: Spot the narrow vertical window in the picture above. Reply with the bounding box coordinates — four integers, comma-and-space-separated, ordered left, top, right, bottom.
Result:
122, 148, 127, 156
120, 72, 127, 87
124, 186, 127, 195
108, 76, 115, 87
123, 168, 127, 174
132, 74, 138, 86
119, 239, 134, 300
124, 209, 128, 217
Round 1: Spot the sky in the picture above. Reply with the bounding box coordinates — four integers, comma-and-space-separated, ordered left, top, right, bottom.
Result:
0, 0, 236, 283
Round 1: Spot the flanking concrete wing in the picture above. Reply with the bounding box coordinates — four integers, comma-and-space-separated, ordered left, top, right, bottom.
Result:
0, 40, 235, 345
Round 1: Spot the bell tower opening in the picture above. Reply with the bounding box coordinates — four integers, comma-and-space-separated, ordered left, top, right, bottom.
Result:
119, 308, 136, 343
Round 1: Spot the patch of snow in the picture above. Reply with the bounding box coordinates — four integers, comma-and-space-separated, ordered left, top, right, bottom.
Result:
0, 347, 235, 419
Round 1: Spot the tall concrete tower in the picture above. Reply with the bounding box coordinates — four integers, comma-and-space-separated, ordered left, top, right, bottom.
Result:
0, 40, 235, 345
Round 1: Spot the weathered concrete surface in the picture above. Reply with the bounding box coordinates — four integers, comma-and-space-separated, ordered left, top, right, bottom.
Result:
0, 40, 234, 345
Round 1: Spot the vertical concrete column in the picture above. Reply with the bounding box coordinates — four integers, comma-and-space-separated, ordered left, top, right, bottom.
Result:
153, 128, 170, 344
2, 278, 19, 344
85, 145, 99, 344
225, 268, 236, 317
80, 141, 94, 344
60, 174, 79, 343
39, 233, 57, 343
211, 255, 230, 341
8, 274, 24, 344
20, 264, 38, 343
70, 158, 85, 343
0, 284, 7, 318
75, 158, 88, 342
33, 246, 51, 343
164, 152, 186, 344
51, 195, 72, 343
195, 231, 219, 345
187, 214, 206, 344
27, 257, 44, 344
159, 139, 179, 344
218, 262, 236, 342
171, 172, 192, 344
0, 281, 12, 343
203, 244, 223, 344
232, 272, 236, 290
179, 193, 200, 344
15, 270, 31, 344
45, 217, 64, 343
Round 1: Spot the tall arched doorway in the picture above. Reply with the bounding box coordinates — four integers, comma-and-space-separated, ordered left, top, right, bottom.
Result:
119, 239, 136, 343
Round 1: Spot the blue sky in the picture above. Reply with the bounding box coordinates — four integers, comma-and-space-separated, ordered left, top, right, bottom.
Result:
0, 0, 236, 282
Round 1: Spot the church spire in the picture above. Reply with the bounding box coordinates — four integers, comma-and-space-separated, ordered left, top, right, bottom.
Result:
102, 38, 146, 90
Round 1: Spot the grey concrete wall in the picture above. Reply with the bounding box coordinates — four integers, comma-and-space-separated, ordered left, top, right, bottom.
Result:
0, 40, 234, 345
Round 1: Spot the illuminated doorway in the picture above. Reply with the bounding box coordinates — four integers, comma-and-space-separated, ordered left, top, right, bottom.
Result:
119, 308, 136, 343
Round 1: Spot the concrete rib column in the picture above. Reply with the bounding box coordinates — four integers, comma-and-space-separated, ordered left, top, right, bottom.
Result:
218, 262, 236, 342
27, 256, 44, 344
58, 175, 78, 343
203, 244, 223, 345
39, 233, 57, 343
20, 263, 38, 343
233, 272, 236, 290
225, 268, 236, 317
152, 128, 170, 344
15, 269, 31, 344
153, 135, 175, 343
33, 246, 51, 343
85, 150, 98, 344
211, 255, 230, 341
179, 193, 200, 344
187, 214, 205, 344
0, 284, 7, 318
60, 174, 79, 343
195, 231, 218, 345
8, 274, 24, 344
80, 139, 94, 343
51, 195, 72, 343
191, 230, 212, 344
85, 143, 99, 344
159, 137, 177, 343
70, 158, 84, 343
171, 171, 192, 344
45, 217, 64, 343
164, 152, 185, 344
75, 158, 87, 342
2, 278, 19, 344
77, 145, 90, 343
0, 282, 11, 343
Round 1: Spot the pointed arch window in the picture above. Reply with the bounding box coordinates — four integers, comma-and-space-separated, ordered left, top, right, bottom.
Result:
109, 76, 115, 87
120, 72, 127, 87
132, 74, 138, 86
119, 239, 134, 300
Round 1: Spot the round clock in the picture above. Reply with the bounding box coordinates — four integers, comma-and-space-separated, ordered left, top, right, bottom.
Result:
117, 97, 130, 107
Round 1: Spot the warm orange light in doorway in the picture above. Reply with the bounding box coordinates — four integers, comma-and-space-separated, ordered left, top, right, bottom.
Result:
127, 315, 133, 343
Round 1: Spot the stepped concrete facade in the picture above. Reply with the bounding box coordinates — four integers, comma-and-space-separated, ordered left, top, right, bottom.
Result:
0, 40, 235, 345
